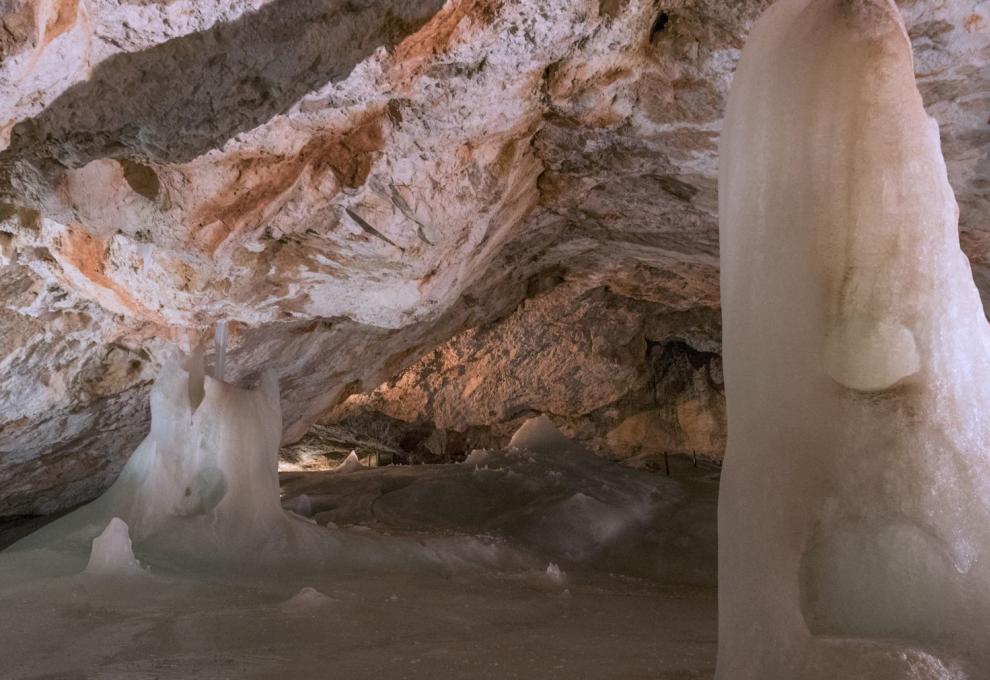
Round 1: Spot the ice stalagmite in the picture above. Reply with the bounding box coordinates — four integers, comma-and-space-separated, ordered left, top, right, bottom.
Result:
85, 518, 143, 575
11, 352, 329, 566
718, 0, 990, 678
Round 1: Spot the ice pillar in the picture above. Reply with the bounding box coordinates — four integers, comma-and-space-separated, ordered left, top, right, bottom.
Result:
214, 319, 229, 382
717, 0, 990, 677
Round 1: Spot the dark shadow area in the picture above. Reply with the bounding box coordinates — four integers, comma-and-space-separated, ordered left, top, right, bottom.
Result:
0, 507, 75, 550
1, 0, 444, 170
650, 10, 670, 41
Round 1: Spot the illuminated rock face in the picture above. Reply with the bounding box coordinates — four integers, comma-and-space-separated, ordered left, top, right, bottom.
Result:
717, 0, 990, 677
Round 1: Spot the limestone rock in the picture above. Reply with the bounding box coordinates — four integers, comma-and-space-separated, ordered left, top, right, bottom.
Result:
324, 280, 724, 461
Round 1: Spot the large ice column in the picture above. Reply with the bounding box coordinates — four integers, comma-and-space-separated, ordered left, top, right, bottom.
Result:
11, 352, 315, 565
717, 0, 990, 678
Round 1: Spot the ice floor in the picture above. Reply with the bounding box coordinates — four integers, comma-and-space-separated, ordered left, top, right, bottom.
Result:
0, 357, 719, 680
0, 563, 716, 680
0, 452, 718, 679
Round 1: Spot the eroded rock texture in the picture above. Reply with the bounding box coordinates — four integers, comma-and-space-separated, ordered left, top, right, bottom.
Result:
325, 280, 724, 461
0, 0, 987, 516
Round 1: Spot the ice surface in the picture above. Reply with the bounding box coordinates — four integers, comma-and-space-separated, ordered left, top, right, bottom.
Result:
85, 517, 143, 575
718, 0, 990, 677
280, 416, 715, 584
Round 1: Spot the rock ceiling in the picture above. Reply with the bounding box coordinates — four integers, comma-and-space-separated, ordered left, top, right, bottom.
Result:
0, 0, 987, 516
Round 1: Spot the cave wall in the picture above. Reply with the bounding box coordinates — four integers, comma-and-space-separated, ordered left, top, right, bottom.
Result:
0, 0, 987, 517
324, 278, 725, 461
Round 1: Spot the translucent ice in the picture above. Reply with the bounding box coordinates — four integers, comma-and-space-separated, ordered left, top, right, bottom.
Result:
85, 518, 143, 575
718, 0, 990, 677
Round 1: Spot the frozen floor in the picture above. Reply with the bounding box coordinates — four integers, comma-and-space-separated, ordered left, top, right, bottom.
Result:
0, 567, 716, 680
0, 435, 719, 680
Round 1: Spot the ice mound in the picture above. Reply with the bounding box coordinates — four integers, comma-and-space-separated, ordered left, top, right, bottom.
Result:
508, 415, 575, 454
333, 450, 364, 474
285, 493, 313, 518
544, 562, 565, 586
462, 449, 491, 465
280, 586, 334, 614
85, 518, 143, 575
718, 0, 990, 676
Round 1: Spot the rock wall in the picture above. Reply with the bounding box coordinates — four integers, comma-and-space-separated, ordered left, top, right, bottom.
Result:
0, 0, 987, 516
324, 279, 725, 460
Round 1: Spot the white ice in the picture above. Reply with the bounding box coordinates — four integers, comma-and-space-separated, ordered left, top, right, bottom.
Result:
333, 450, 365, 474
85, 517, 143, 575
718, 0, 990, 677
280, 586, 335, 614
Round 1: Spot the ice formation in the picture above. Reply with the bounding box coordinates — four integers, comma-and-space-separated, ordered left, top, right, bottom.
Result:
507, 415, 574, 453
280, 586, 334, 614
7, 352, 323, 565
333, 450, 365, 474
213, 320, 229, 382
9, 357, 695, 586
85, 518, 143, 575
544, 562, 566, 586
717, 0, 990, 677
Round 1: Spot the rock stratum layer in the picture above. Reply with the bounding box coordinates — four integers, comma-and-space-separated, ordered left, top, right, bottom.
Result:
0, 0, 987, 517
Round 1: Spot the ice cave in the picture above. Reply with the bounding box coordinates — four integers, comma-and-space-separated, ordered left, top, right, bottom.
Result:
0, 0, 987, 678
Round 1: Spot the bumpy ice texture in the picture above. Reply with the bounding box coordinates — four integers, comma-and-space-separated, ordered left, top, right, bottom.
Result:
717, 0, 990, 677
